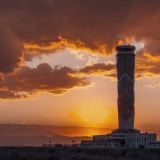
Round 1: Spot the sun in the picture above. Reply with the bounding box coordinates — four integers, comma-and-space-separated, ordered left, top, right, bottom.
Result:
70, 105, 111, 128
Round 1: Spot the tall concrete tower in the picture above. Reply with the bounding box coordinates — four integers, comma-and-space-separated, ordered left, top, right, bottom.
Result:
116, 45, 136, 130
81, 44, 158, 148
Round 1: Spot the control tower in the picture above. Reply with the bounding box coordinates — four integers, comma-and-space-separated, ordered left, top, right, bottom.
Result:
81, 45, 157, 149
116, 45, 136, 130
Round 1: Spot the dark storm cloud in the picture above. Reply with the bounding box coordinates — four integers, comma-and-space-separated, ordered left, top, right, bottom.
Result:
0, 26, 22, 73
0, 63, 115, 99
0, 63, 89, 98
0, 0, 159, 73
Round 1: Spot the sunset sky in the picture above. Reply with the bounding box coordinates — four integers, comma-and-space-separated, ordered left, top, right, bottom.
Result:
0, 0, 160, 134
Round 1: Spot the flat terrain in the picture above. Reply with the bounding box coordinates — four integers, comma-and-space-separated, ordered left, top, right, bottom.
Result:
0, 147, 160, 160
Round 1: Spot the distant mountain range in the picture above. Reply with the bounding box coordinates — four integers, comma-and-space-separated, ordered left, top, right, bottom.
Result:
0, 124, 159, 146
0, 124, 113, 146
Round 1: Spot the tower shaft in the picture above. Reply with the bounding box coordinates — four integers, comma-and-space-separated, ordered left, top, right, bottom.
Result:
116, 45, 136, 130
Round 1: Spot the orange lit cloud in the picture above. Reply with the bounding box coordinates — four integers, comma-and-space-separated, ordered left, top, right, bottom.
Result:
135, 53, 160, 78
78, 57, 160, 80
0, 0, 159, 74
143, 53, 160, 62
0, 57, 160, 99
78, 63, 116, 78
24, 37, 109, 59
0, 0, 159, 98
4, 59, 160, 99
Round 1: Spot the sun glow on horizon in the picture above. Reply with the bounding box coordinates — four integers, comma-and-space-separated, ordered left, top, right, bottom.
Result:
70, 104, 117, 128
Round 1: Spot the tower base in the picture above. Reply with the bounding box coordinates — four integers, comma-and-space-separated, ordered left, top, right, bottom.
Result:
81, 129, 158, 149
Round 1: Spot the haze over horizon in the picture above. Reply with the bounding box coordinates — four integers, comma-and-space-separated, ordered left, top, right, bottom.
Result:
0, 0, 159, 139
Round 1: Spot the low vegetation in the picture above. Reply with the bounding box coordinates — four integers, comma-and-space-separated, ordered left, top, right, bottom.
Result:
0, 147, 160, 160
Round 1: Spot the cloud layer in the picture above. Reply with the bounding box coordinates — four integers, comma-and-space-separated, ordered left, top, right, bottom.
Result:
0, 59, 160, 99
0, 62, 116, 99
0, 0, 159, 72
0, 0, 159, 98
0, 63, 90, 99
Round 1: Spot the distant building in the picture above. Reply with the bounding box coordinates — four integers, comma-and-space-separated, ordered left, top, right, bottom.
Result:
81, 130, 157, 149
81, 45, 160, 149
